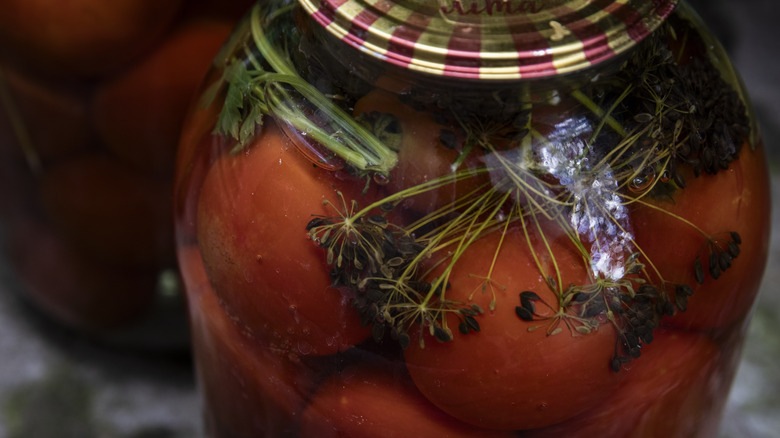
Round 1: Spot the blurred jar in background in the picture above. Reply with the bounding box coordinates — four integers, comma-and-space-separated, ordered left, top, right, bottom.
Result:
0, 0, 254, 349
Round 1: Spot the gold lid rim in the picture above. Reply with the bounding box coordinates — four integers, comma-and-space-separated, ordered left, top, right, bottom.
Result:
300, 0, 679, 79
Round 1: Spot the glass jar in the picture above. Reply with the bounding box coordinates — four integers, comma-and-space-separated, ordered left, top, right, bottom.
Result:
175, 0, 771, 436
0, 0, 252, 349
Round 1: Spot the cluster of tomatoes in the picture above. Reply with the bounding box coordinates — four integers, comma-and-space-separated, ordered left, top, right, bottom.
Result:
180, 74, 770, 435
0, 0, 254, 334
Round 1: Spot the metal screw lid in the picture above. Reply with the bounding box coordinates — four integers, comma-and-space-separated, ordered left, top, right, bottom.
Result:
298, 0, 678, 79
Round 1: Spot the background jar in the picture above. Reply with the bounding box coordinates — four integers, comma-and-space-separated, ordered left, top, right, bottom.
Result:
0, 0, 254, 349
176, 0, 771, 436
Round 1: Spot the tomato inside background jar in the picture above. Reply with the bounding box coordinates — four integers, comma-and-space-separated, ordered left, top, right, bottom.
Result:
0, 1, 262, 347
175, 0, 771, 436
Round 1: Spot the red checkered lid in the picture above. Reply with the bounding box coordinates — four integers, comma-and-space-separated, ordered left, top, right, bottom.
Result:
299, 0, 678, 79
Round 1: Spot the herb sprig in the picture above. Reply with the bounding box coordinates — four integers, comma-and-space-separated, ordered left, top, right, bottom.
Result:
207, 3, 398, 178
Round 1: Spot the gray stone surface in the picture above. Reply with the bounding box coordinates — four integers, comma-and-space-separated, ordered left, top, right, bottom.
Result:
0, 269, 201, 438
0, 1, 778, 437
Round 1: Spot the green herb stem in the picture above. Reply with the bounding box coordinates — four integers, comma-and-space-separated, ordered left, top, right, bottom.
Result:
571, 89, 626, 137
248, 5, 398, 175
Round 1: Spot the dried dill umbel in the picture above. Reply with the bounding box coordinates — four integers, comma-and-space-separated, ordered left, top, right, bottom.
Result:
579, 17, 750, 187
306, 191, 484, 349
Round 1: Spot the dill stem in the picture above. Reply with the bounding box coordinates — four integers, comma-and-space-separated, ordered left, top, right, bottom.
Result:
248, 4, 398, 175
571, 89, 626, 137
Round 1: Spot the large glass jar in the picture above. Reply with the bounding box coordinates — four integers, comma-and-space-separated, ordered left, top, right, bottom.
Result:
175, 0, 771, 436
0, 0, 253, 348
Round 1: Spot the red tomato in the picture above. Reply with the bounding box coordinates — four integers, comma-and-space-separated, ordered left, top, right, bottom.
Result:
0, 0, 183, 78
5, 216, 158, 331
92, 20, 234, 176
188, 263, 316, 437
404, 223, 622, 430
522, 330, 725, 438
300, 363, 516, 438
196, 121, 375, 356
174, 132, 225, 247
630, 142, 771, 329
352, 88, 486, 214
39, 153, 175, 266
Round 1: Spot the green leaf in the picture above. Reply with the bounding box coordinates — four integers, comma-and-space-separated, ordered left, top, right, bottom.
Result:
239, 100, 264, 145
214, 61, 253, 140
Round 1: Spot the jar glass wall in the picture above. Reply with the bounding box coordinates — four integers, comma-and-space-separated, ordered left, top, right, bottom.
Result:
175, 0, 771, 435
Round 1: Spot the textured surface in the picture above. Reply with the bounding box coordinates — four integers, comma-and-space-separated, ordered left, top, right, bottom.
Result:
0, 1, 778, 437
